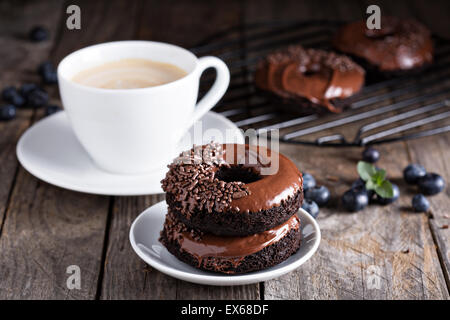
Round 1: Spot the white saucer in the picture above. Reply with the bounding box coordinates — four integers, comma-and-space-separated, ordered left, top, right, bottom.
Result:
16, 111, 244, 196
130, 201, 321, 286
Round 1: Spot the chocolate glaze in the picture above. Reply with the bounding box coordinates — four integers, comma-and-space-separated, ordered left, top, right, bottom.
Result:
162, 143, 303, 215
333, 17, 433, 71
170, 213, 300, 258
221, 144, 303, 213
255, 45, 365, 113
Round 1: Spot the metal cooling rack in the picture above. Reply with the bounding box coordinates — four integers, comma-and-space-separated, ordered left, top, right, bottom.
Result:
190, 20, 450, 147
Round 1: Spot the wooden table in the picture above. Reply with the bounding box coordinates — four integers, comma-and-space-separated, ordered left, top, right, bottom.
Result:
0, 0, 449, 300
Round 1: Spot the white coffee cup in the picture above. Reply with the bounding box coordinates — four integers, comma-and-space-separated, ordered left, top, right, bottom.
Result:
57, 41, 230, 174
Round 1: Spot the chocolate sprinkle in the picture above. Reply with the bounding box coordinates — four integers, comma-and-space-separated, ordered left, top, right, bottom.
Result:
161, 143, 250, 218
161, 210, 204, 243
265, 45, 364, 73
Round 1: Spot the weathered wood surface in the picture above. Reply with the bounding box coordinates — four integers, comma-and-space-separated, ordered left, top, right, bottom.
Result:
0, 0, 60, 247
407, 134, 450, 291
0, 0, 448, 300
0, 0, 138, 299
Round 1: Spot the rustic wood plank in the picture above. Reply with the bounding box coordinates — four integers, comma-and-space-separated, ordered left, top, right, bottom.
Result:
430, 218, 450, 288
137, 0, 243, 48
244, 0, 449, 299
405, 133, 450, 290
0, 0, 62, 242
0, 171, 111, 299
100, 194, 176, 300
99, 0, 261, 300
0, 0, 140, 299
402, 1, 450, 291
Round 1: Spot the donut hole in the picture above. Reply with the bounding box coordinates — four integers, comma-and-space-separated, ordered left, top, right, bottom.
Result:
215, 165, 261, 184
303, 70, 319, 76
302, 63, 321, 76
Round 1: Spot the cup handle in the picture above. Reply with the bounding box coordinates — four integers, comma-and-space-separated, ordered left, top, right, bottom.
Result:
187, 56, 230, 128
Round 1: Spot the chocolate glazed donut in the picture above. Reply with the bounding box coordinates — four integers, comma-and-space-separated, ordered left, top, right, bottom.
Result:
160, 210, 302, 274
162, 144, 303, 236
254, 45, 365, 113
333, 17, 433, 73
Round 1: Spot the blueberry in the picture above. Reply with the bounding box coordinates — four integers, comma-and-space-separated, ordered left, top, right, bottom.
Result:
0, 104, 17, 120
418, 173, 445, 195
305, 185, 330, 207
351, 178, 375, 200
38, 61, 55, 75
362, 147, 380, 163
38, 62, 58, 84
351, 178, 365, 189
412, 194, 430, 212
403, 164, 426, 184
1, 86, 25, 107
10, 93, 25, 107
29, 26, 49, 42
2, 86, 17, 101
302, 172, 316, 191
301, 200, 319, 218
376, 183, 400, 205
20, 83, 39, 97
42, 70, 58, 84
45, 105, 61, 116
342, 188, 369, 212
27, 88, 48, 108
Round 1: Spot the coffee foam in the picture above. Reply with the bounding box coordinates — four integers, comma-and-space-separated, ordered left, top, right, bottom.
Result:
72, 58, 187, 89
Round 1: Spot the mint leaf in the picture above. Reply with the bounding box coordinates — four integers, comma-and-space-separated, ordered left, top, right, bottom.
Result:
357, 161, 377, 181
356, 161, 394, 198
375, 180, 394, 198
372, 169, 386, 184
365, 179, 377, 190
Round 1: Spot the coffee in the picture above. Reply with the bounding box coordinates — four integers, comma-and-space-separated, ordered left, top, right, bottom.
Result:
71, 58, 187, 89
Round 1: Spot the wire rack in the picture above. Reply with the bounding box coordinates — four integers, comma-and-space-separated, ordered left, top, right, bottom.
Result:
190, 20, 450, 147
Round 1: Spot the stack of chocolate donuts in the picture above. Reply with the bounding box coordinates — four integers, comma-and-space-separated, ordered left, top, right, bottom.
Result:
159, 143, 304, 274
255, 16, 434, 113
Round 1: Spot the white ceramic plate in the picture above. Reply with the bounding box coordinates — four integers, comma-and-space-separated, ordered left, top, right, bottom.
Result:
130, 201, 321, 286
16, 111, 244, 196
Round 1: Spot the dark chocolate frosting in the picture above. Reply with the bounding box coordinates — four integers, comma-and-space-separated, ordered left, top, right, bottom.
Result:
163, 209, 300, 259
223, 144, 302, 213
333, 17, 433, 71
255, 45, 365, 113
161, 143, 303, 215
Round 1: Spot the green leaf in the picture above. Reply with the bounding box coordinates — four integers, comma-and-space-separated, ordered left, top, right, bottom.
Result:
357, 161, 377, 181
375, 180, 394, 198
365, 179, 377, 190
372, 169, 386, 184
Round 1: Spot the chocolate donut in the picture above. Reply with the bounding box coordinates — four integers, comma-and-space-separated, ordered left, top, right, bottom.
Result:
161, 143, 303, 236
254, 45, 365, 113
160, 210, 301, 274
333, 17, 433, 73
159, 143, 303, 274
